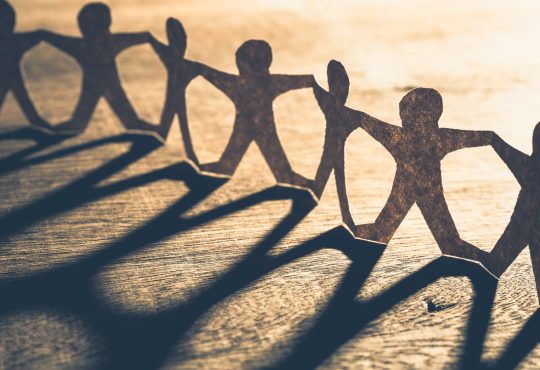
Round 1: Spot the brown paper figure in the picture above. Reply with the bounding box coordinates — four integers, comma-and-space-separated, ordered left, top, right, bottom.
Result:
352, 88, 496, 260
40, 2, 158, 137
195, 40, 315, 189
483, 124, 540, 302
0, 1, 49, 131
310, 60, 364, 230
149, 18, 200, 162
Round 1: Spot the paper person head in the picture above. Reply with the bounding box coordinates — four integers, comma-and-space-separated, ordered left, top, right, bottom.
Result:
0, 1, 15, 36
327, 60, 349, 105
166, 17, 187, 55
236, 40, 272, 75
78, 2, 112, 38
399, 88, 443, 130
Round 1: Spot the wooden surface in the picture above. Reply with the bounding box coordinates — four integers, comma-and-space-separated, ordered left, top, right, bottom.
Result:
1, 1, 540, 369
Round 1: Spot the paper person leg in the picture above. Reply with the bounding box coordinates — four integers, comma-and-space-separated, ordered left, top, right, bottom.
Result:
417, 190, 487, 261
52, 79, 100, 134
177, 99, 199, 165
529, 236, 540, 303
355, 176, 415, 243
10, 72, 49, 130
312, 145, 335, 198
200, 125, 252, 176
255, 125, 311, 188
334, 148, 355, 231
155, 93, 176, 140
104, 83, 158, 135
485, 209, 530, 277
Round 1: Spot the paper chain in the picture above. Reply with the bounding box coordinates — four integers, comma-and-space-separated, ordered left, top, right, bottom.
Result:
2, 1, 539, 302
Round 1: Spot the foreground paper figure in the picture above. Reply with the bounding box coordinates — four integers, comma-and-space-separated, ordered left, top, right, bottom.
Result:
41, 2, 158, 137
149, 18, 200, 162
0, 1, 49, 131
195, 40, 314, 189
310, 60, 365, 229
353, 88, 496, 260
483, 124, 540, 301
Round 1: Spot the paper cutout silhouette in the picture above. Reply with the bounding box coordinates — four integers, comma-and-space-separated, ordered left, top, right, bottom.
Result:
310, 60, 365, 230
483, 124, 540, 301
149, 18, 200, 162
0, 1, 49, 131
40, 2, 159, 137
351, 88, 496, 260
195, 40, 315, 189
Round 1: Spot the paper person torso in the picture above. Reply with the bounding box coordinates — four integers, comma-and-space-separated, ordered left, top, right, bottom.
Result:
157, 50, 198, 97
66, 35, 133, 85
315, 88, 361, 149
221, 74, 291, 130
390, 129, 451, 193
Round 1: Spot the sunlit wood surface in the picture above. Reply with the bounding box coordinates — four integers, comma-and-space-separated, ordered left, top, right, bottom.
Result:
2, 0, 540, 368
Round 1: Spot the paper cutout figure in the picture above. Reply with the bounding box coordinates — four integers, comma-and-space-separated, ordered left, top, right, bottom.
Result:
0, 1, 49, 131
351, 88, 496, 260
483, 124, 540, 301
310, 60, 365, 230
40, 2, 158, 137
149, 18, 200, 162
195, 40, 315, 189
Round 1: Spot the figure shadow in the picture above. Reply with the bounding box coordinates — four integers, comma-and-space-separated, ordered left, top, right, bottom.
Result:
271, 256, 498, 370
0, 127, 69, 167
0, 175, 331, 369
0, 128, 163, 178
0, 132, 178, 240
486, 308, 540, 370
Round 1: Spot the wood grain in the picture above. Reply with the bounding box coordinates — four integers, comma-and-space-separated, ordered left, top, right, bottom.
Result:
1, 1, 540, 369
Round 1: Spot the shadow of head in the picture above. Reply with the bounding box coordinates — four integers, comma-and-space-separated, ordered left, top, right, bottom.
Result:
78, 2, 111, 39
399, 87, 443, 131
327, 59, 350, 106
0, 1, 15, 36
236, 39, 272, 75
166, 17, 186, 56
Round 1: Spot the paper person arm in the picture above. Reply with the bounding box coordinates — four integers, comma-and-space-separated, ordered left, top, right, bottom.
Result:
19, 30, 46, 51
271, 74, 315, 97
492, 134, 530, 187
41, 31, 82, 56
356, 112, 402, 154
439, 128, 495, 156
148, 34, 168, 61
196, 62, 237, 99
113, 32, 151, 53
313, 82, 329, 111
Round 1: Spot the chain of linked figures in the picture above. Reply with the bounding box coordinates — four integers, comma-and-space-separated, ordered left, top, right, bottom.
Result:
2, 1, 539, 302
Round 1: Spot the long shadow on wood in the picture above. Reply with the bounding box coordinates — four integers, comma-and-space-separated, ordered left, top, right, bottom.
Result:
271, 256, 497, 370
0, 133, 172, 240
0, 180, 325, 369
486, 308, 540, 370
0, 127, 69, 167
0, 128, 161, 177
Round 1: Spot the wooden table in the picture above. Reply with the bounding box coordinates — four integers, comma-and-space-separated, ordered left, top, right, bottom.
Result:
1, 1, 540, 368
